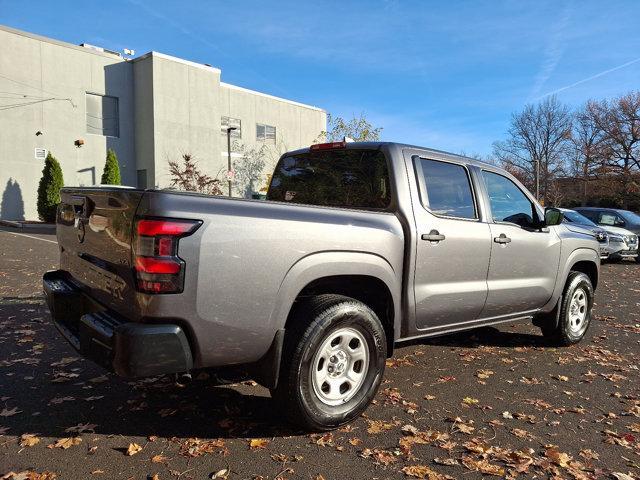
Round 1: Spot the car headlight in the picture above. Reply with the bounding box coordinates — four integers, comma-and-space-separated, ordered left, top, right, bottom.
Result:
623, 235, 637, 245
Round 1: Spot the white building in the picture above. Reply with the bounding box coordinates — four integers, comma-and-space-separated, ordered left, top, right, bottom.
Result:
0, 25, 326, 220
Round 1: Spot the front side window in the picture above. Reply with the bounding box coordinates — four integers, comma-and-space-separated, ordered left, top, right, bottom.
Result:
221, 116, 241, 138
257, 123, 276, 143
418, 159, 476, 219
86, 93, 119, 137
577, 210, 599, 222
482, 171, 537, 228
267, 149, 390, 209
620, 210, 640, 224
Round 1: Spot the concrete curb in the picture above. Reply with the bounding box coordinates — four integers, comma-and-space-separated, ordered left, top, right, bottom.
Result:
0, 220, 56, 232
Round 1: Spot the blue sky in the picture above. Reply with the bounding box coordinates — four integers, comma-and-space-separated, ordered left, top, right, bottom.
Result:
2, 0, 639, 156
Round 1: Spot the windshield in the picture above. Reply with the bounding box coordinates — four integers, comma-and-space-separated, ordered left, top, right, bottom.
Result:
563, 210, 597, 227
620, 210, 640, 224
267, 149, 391, 209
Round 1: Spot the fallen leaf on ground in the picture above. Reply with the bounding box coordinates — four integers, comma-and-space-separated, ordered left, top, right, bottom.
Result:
401, 465, 454, 479
19, 434, 40, 447
545, 447, 572, 467
462, 456, 504, 476
210, 469, 229, 479
0, 471, 57, 480
0, 407, 21, 417
125, 442, 142, 456
64, 423, 97, 434
367, 419, 397, 434
249, 438, 269, 449
48, 437, 82, 449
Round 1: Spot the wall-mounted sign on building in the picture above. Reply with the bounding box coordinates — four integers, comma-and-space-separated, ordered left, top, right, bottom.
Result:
35, 148, 48, 160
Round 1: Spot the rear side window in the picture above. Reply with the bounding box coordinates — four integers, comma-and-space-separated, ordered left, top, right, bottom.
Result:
418, 159, 476, 219
598, 212, 625, 226
267, 149, 391, 209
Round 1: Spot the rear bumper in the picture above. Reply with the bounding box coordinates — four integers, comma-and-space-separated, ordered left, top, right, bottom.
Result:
43, 270, 193, 378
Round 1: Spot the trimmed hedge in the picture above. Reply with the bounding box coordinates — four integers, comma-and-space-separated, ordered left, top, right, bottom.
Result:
37, 152, 64, 222
101, 148, 121, 185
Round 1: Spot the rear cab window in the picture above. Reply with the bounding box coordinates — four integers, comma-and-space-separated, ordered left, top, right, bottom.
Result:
267, 149, 391, 209
415, 158, 477, 219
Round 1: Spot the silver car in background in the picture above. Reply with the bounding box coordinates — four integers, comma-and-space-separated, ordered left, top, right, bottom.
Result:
559, 209, 610, 260
561, 208, 638, 262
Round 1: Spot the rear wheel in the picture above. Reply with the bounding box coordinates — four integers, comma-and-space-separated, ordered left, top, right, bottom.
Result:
539, 271, 594, 346
272, 294, 386, 431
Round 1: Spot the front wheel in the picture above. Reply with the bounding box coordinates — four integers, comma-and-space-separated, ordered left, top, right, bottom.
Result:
272, 294, 387, 431
540, 271, 594, 346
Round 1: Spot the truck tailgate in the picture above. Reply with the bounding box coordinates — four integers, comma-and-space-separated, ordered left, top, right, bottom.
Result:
57, 187, 143, 318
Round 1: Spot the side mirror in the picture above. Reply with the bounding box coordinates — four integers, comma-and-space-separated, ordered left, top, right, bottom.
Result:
544, 207, 564, 226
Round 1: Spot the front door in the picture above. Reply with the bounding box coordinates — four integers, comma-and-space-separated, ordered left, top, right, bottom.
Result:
411, 157, 492, 330
480, 170, 562, 318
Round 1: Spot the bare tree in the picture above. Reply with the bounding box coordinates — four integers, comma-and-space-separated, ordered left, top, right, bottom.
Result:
546, 179, 565, 207
231, 141, 270, 198
569, 104, 608, 205
316, 113, 383, 143
492, 96, 572, 204
168, 153, 223, 195
586, 92, 640, 207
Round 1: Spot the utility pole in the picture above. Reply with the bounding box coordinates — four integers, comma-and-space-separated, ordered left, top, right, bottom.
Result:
226, 126, 237, 197
535, 157, 540, 202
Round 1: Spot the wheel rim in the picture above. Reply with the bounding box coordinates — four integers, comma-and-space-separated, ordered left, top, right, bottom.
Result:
310, 327, 370, 406
568, 287, 589, 336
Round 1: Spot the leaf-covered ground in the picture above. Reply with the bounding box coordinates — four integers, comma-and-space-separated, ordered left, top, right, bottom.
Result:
0, 227, 638, 479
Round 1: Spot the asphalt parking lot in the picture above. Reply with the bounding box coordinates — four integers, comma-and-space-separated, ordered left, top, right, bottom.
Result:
0, 226, 639, 480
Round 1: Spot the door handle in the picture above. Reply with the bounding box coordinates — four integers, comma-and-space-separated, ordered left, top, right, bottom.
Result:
422, 230, 446, 242
494, 233, 511, 244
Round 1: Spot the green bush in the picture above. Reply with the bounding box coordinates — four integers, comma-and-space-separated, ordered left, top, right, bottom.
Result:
37, 152, 64, 223
101, 148, 121, 185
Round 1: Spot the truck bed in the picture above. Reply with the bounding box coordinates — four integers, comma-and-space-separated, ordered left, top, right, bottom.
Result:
54, 187, 405, 369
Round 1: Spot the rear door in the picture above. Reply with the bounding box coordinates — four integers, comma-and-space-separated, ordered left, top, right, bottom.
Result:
411, 156, 492, 330
479, 170, 561, 318
57, 188, 143, 316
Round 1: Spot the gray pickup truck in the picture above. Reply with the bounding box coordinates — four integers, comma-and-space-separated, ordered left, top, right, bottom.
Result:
44, 141, 600, 430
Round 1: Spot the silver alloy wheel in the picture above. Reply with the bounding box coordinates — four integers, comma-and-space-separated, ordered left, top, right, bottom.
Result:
568, 287, 588, 336
310, 327, 370, 406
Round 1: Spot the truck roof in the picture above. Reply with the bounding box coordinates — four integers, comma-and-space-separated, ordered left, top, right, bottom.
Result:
286, 141, 495, 169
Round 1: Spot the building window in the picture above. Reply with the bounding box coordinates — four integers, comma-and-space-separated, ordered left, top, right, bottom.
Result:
257, 123, 276, 143
86, 93, 119, 137
221, 116, 242, 138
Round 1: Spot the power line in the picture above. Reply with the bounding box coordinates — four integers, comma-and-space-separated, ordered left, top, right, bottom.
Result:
0, 73, 71, 99
0, 92, 50, 99
0, 98, 73, 111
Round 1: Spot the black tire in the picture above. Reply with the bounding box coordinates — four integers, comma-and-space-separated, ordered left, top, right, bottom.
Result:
271, 294, 387, 431
540, 271, 594, 346
635, 256, 640, 264
607, 256, 623, 264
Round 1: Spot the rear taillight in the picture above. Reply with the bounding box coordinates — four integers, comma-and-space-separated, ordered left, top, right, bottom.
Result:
133, 218, 201, 294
